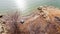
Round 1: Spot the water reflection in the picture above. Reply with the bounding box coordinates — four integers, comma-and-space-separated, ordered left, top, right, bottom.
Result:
15, 0, 27, 12
0, 0, 60, 16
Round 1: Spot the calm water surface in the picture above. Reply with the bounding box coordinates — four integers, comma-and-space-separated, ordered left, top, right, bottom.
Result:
0, 0, 60, 16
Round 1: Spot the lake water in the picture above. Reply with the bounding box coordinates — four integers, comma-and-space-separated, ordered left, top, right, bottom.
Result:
0, 0, 60, 16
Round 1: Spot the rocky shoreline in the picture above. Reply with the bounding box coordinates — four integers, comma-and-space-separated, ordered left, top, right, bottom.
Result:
0, 6, 60, 34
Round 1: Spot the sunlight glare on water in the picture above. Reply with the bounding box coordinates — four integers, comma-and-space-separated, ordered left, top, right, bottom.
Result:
0, 0, 60, 16
15, 0, 27, 12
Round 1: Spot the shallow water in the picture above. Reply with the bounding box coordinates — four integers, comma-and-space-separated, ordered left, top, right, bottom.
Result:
0, 0, 60, 16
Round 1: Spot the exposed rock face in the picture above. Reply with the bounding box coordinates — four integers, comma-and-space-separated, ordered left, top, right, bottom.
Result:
18, 6, 60, 34
0, 12, 19, 34
0, 6, 60, 34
